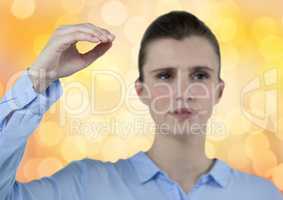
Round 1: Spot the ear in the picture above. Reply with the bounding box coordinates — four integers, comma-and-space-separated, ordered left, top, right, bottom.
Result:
135, 79, 150, 106
214, 79, 225, 104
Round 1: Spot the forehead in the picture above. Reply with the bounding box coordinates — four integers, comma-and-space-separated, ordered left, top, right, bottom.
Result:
143, 36, 219, 72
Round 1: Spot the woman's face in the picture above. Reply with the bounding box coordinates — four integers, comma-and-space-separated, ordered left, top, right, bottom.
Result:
136, 36, 224, 136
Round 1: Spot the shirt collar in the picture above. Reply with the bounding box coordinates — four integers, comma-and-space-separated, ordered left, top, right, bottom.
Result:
207, 158, 233, 188
130, 151, 160, 184
129, 151, 233, 188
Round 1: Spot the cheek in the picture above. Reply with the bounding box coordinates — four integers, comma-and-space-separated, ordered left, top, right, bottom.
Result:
196, 87, 217, 118
188, 83, 211, 98
149, 85, 172, 113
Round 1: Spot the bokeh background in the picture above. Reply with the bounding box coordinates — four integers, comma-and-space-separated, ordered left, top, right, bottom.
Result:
1, 0, 283, 192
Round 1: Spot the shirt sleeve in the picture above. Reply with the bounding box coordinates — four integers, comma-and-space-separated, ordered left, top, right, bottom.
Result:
9, 160, 86, 200
0, 69, 69, 200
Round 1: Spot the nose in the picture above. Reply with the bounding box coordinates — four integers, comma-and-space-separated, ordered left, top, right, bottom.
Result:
174, 72, 193, 102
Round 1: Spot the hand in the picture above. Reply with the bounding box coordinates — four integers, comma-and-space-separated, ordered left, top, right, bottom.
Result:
27, 23, 115, 93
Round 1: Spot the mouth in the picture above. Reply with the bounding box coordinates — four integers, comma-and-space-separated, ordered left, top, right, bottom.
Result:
169, 108, 194, 121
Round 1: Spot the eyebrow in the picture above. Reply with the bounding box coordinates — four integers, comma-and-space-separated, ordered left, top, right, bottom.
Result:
149, 65, 215, 74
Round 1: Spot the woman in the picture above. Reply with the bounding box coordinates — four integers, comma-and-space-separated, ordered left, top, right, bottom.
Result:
0, 11, 282, 200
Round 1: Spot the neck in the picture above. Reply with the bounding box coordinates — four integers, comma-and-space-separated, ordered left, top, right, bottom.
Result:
146, 128, 215, 189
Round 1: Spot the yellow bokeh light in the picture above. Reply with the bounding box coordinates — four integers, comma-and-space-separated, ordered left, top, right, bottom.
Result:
85, 140, 104, 159
61, 0, 85, 14
155, 0, 183, 15
227, 142, 252, 173
247, 90, 266, 118
251, 17, 279, 43
36, 121, 65, 147
37, 157, 63, 178
215, 17, 238, 43
259, 34, 283, 63
251, 150, 278, 177
99, 136, 130, 162
60, 136, 88, 162
245, 132, 270, 159
11, 0, 35, 19
76, 41, 97, 54
123, 16, 147, 44
100, 0, 128, 26
206, 116, 229, 141
33, 34, 50, 55
205, 141, 216, 159
275, 118, 283, 141
229, 114, 252, 136
271, 163, 283, 191
68, 115, 110, 148
92, 68, 122, 92
0, 80, 4, 98
65, 87, 89, 111
222, 44, 239, 70
55, 15, 80, 28
120, 131, 153, 158
23, 158, 41, 181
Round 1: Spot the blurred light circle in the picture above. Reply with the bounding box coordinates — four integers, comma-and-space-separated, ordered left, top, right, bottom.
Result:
227, 111, 252, 135
251, 150, 278, 178
206, 116, 229, 141
37, 157, 63, 178
227, 143, 252, 173
60, 136, 87, 162
65, 86, 89, 111
11, 0, 35, 19
61, 0, 85, 14
71, 116, 110, 145
215, 17, 238, 43
155, 0, 183, 15
271, 163, 283, 191
76, 41, 96, 54
100, 136, 129, 162
222, 44, 239, 69
36, 121, 65, 147
130, 44, 140, 65
275, 118, 283, 141
123, 133, 153, 157
55, 15, 80, 28
245, 132, 270, 159
205, 141, 216, 159
123, 16, 147, 44
33, 34, 50, 55
23, 158, 41, 181
259, 34, 283, 62
0, 81, 4, 97
100, 0, 128, 26
251, 17, 279, 43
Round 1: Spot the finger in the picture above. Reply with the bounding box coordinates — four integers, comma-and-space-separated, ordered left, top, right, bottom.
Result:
55, 24, 108, 42
84, 23, 115, 42
54, 31, 101, 52
81, 42, 113, 66
99, 28, 115, 41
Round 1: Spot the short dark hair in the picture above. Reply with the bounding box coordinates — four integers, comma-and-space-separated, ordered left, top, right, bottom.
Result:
137, 10, 221, 82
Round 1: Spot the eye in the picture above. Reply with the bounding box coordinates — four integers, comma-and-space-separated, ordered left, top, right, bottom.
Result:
192, 72, 210, 81
155, 71, 173, 80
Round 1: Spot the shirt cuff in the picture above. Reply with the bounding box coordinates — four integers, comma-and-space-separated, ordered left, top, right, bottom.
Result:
0, 69, 63, 117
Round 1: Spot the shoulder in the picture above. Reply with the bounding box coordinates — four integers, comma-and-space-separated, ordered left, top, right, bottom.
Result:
229, 167, 282, 199
75, 157, 132, 178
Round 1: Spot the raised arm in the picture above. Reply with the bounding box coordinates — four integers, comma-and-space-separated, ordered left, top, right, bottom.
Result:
0, 23, 115, 200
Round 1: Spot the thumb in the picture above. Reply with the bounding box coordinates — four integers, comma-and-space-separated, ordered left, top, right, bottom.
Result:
82, 42, 113, 66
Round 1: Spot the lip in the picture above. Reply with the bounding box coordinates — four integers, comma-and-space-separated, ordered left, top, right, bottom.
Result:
170, 108, 194, 120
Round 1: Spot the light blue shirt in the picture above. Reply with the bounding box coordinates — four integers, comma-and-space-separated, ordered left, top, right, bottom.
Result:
0, 70, 282, 200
